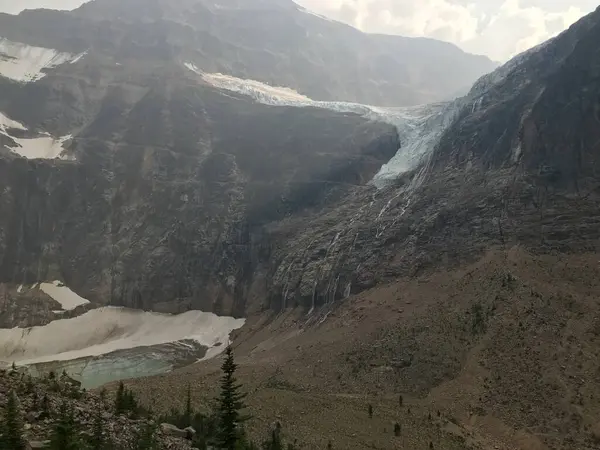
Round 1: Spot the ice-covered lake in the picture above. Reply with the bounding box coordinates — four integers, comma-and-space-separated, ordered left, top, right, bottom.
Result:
0, 303, 245, 388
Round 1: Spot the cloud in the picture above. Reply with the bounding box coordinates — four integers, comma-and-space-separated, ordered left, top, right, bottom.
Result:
296, 0, 596, 61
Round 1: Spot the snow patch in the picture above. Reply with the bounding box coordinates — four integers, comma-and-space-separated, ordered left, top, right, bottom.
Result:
39, 281, 90, 311
0, 111, 72, 159
69, 51, 88, 64
0, 307, 246, 366
17, 285, 23, 293
10, 134, 72, 160
0, 38, 80, 83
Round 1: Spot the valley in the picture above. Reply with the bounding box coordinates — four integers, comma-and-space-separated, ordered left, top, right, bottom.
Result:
0, 0, 599, 448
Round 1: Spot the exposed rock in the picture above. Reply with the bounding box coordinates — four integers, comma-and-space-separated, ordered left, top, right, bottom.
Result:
0, 369, 193, 449
160, 423, 189, 439
183, 426, 197, 439
25, 440, 50, 449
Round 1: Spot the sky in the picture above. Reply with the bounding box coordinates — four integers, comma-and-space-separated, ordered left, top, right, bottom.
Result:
1, 0, 597, 61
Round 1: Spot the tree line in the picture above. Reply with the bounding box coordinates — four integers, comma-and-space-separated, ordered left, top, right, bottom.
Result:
0, 347, 299, 449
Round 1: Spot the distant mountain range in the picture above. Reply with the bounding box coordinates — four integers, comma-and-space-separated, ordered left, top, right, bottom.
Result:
0, 0, 496, 106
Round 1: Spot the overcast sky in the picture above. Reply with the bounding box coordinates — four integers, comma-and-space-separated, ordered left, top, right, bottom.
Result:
1, 0, 597, 61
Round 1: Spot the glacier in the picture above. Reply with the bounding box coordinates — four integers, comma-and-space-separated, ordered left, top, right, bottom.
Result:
0, 38, 85, 83
186, 42, 541, 187
186, 63, 458, 186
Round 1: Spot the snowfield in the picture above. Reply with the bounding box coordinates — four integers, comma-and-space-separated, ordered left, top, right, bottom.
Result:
39, 281, 90, 311
0, 306, 246, 366
0, 38, 85, 83
0, 112, 72, 159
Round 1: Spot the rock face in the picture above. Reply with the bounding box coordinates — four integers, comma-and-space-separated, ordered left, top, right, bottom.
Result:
0, 74, 400, 316
0, 0, 496, 107
0, 2, 599, 323
242, 5, 600, 312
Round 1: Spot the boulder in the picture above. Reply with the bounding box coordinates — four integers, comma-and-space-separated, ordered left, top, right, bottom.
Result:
184, 426, 197, 439
26, 440, 50, 449
160, 423, 188, 439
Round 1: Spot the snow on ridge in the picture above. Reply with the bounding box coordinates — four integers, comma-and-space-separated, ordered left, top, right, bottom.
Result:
0, 307, 246, 366
0, 38, 81, 83
0, 111, 26, 132
0, 111, 72, 160
69, 50, 88, 64
295, 4, 335, 23
39, 281, 91, 311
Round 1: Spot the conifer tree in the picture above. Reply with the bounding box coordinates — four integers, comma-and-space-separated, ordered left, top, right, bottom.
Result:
49, 402, 80, 450
135, 421, 158, 450
115, 381, 126, 414
88, 409, 105, 450
41, 394, 51, 419
368, 404, 373, 419
216, 346, 248, 450
262, 427, 283, 450
185, 384, 193, 427
1, 390, 25, 450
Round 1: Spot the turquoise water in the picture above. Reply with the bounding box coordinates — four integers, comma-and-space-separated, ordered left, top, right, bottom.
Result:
28, 340, 207, 388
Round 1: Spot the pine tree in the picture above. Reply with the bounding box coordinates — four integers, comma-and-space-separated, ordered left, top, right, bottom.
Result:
185, 384, 193, 427
327, 440, 333, 450
394, 422, 401, 437
1, 390, 25, 450
115, 381, 126, 414
216, 346, 248, 450
41, 394, 51, 419
49, 402, 80, 450
88, 409, 105, 450
262, 426, 283, 450
368, 404, 373, 419
135, 421, 158, 450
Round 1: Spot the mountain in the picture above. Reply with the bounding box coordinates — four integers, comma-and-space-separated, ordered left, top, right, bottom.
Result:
0, 0, 496, 107
122, 8, 600, 449
1, 1, 600, 449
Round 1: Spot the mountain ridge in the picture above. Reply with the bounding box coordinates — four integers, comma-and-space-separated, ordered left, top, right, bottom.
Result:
0, 0, 497, 106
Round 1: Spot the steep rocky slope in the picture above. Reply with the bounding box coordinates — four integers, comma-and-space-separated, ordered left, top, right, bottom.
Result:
127, 249, 600, 450
0, 0, 495, 107
253, 5, 600, 313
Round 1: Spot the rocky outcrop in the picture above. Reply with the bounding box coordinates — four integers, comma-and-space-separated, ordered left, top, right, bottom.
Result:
0, 367, 194, 449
